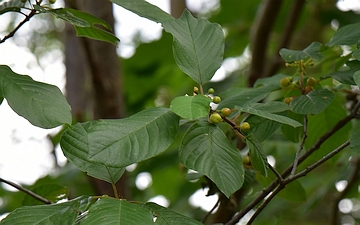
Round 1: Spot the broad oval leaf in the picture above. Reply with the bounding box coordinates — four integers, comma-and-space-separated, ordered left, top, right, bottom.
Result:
0, 196, 91, 225
163, 10, 224, 85
179, 121, 244, 197
143, 202, 203, 225
60, 108, 179, 183
281, 111, 304, 143
350, 129, 360, 154
290, 89, 334, 114
279, 42, 323, 62
327, 22, 360, 46
0, 65, 72, 128
79, 198, 154, 225
170, 95, 211, 120
246, 134, 268, 177
246, 116, 282, 142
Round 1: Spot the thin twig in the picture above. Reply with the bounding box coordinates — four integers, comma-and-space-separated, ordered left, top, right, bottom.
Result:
201, 198, 220, 223
112, 183, 119, 199
291, 115, 308, 175
0, 177, 53, 204
268, 164, 283, 181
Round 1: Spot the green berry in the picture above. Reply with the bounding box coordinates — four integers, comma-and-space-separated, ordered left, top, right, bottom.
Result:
49, 0, 56, 4
284, 97, 293, 105
280, 77, 291, 88
212, 96, 221, 104
193, 86, 199, 94
221, 108, 232, 117
306, 77, 316, 86
209, 113, 222, 124
208, 88, 215, 94
240, 122, 250, 132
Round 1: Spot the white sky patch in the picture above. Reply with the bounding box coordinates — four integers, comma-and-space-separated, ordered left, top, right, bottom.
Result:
148, 195, 170, 207
135, 172, 153, 190
188, 188, 218, 212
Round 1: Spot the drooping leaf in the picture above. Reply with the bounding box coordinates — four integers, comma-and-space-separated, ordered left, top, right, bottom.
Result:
0, 196, 91, 225
60, 108, 179, 184
281, 111, 304, 143
79, 198, 154, 225
179, 121, 244, 197
326, 60, 360, 85
327, 22, 360, 46
246, 134, 268, 177
279, 42, 323, 62
0, 0, 23, 15
350, 129, 360, 154
170, 95, 211, 120
245, 116, 282, 142
235, 104, 302, 128
111, 0, 174, 23
289, 89, 334, 114
0, 65, 72, 128
43, 8, 90, 27
22, 184, 68, 206
162, 10, 224, 85
143, 202, 203, 225
279, 180, 307, 202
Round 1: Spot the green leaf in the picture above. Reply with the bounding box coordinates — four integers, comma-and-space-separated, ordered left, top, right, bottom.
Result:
60, 108, 179, 184
350, 129, 360, 154
246, 116, 281, 142
353, 49, 360, 61
110, 0, 174, 23
163, 10, 224, 85
0, 196, 91, 225
45, 8, 119, 45
170, 95, 211, 120
0, 65, 72, 128
179, 121, 244, 197
144, 202, 203, 225
0, 0, 23, 15
246, 134, 268, 177
327, 22, 360, 46
353, 70, 360, 88
326, 60, 360, 85
79, 198, 154, 225
235, 105, 302, 128
22, 184, 68, 206
281, 111, 304, 143
279, 42, 323, 62
279, 180, 307, 202
290, 89, 334, 114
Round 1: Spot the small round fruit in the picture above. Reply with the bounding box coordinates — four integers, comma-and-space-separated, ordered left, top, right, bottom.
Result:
208, 88, 215, 94
209, 113, 222, 124
240, 122, 251, 132
193, 86, 199, 94
221, 108, 232, 117
280, 77, 291, 88
242, 155, 251, 165
306, 77, 317, 86
49, 0, 56, 3
212, 96, 221, 104
304, 85, 314, 94
284, 97, 293, 105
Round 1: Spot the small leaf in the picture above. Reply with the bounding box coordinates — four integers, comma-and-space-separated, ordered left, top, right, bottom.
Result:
290, 89, 334, 114
350, 129, 360, 154
327, 22, 360, 46
110, 0, 174, 23
22, 184, 68, 206
246, 134, 268, 177
0, 65, 72, 128
0, 0, 23, 15
45, 8, 90, 27
326, 60, 360, 85
163, 10, 224, 85
144, 202, 203, 225
235, 105, 302, 128
279, 42, 323, 62
79, 198, 154, 224
60, 108, 179, 184
170, 95, 211, 120
353, 70, 360, 88
179, 121, 244, 197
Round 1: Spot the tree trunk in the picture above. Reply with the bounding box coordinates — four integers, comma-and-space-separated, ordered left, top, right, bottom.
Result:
64, 0, 128, 198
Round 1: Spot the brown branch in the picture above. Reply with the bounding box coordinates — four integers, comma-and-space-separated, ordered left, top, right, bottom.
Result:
291, 114, 308, 175
0, 177, 53, 204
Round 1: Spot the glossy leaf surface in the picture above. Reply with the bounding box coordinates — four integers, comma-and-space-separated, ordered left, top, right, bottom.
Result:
170, 95, 211, 120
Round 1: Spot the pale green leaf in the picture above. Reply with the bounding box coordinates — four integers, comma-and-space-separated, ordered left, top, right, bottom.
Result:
179, 121, 244, 197
290, 89, 334, 114
235, 105, 302, 128
353, 70, 360, 88
0, 65, 72, 128
111, 0, 173, 23
350, 129, 360, 154
60, 108, 179, 184
44, 8, 90, 27
170, 95, 211, 120
144, 202, 203, 225
80, 198, 154, 225
0, 196, 91, 225
327, 22, 360, 46
163, 10, 224, 85
246, 134, 268, 177
0, 0, 23, 15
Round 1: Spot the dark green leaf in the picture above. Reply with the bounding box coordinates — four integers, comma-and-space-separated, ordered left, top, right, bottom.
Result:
246, 116, 282, 142
353, 70, 360, 88
179, 121, 244, 197
44, 8, 90, 27
111, 0, 174, 23
60, 108, 179, 184
79, 198, 154, 225
353, 49, 360, 61
163, 10, 224, 85
170, 95, 211, 120
350, 129, 360, 154
279, 42, 323, 62
327, 22, 360, 46
281, 111, 304, 143
22, 184, 68, 206
0, 65, 72, 128
290, 89, 334, 114
326, 60, 360, 85
144, 202, 203, 225
279, 181, 306, 202
246, 134, 267, 177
